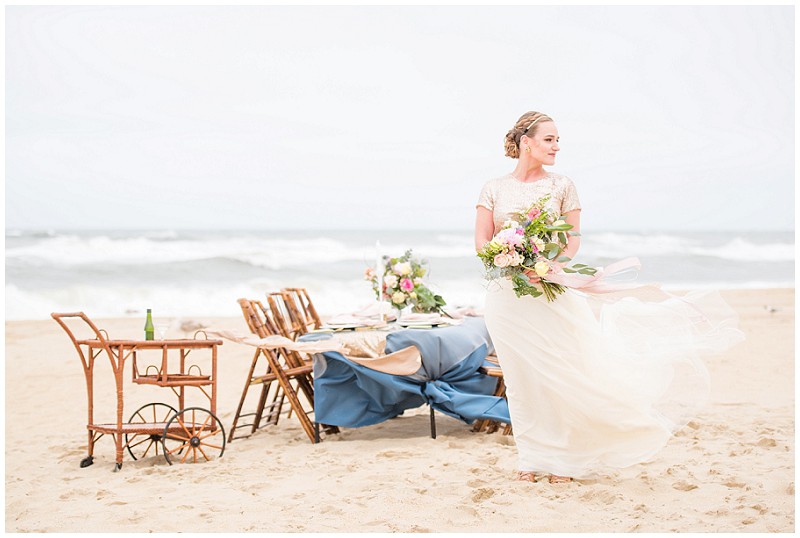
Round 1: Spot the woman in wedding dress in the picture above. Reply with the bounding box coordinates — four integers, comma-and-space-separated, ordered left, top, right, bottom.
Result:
475, 111, 742, 483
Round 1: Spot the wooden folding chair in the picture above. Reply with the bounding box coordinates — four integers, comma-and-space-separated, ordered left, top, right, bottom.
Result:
228, 298, 337, 443
472, 354, 512, 435
281, 287, 323, 332
228, 299, 285, 441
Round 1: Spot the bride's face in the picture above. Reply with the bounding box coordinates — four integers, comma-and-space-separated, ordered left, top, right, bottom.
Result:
523, 122, 560, 165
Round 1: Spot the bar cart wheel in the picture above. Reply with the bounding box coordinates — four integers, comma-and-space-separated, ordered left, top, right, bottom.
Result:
162, 407, 226, 465
124, 402, 179, 461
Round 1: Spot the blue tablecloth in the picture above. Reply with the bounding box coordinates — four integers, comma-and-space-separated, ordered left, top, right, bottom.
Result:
300, 317, 510, 428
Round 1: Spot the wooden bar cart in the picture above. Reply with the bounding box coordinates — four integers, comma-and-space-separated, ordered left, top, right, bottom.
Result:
52, 312, 226, 471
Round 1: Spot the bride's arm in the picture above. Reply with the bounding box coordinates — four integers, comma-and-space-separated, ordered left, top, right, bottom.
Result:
560, 209, 582, 261
475, 207, 495, 252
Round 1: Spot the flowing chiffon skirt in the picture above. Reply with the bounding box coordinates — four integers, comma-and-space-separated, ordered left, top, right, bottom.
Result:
483, 279, 743, 479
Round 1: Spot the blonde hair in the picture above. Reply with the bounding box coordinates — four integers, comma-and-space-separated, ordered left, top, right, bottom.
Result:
504, 111, 553, 159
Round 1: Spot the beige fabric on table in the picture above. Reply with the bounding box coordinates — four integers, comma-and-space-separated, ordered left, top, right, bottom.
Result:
332, 330, 388, 358
207, 329, 422, 376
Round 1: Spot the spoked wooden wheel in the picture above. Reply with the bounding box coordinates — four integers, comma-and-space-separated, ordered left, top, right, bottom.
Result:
125, 403, 180, 461
162, 407, 226, 465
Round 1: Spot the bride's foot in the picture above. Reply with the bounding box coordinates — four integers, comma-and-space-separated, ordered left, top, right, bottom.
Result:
517, 471, 540, 482
548, 474, 573, 484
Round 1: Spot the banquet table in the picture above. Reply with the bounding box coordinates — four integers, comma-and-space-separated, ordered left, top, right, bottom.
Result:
298, 317, 510, 439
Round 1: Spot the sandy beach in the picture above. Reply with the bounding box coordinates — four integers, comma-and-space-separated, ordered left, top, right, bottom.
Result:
4, 288, 794, 533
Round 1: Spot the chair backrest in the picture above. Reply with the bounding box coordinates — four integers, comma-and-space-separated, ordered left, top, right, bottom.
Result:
238, 298, 281, 338
282, 287, 323, 330
266, 292, 303, 339
237, 298, 309, 371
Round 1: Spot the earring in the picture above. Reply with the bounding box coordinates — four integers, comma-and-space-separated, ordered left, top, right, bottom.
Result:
525, 147, 531, 153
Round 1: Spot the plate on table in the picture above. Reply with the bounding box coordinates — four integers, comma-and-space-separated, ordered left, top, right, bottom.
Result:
395, 320, 448, 328
320, 323, 379, 331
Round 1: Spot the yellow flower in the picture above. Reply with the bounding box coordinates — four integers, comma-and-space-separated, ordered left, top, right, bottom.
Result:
391, 291, 407, 304
534, 261, 550, 277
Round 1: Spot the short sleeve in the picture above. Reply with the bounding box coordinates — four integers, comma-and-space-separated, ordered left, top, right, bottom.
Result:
560, 177, 581, 213
476, 181, 495, 211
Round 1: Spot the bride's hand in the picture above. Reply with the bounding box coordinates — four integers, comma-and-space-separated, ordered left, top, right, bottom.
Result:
523, 269, 541, 283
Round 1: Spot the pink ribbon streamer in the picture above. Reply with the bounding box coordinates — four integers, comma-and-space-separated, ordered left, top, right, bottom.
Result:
545, 257, 648, 294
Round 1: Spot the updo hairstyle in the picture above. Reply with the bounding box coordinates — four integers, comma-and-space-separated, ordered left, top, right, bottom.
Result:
504, 111, 553, 159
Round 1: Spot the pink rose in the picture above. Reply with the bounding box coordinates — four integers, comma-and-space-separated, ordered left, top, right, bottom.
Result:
527, 208, 541, 220
493, 253, 511, 268
400, 277, 414, 292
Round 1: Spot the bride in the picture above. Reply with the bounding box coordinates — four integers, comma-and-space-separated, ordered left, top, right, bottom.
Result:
475, 111, 743, 483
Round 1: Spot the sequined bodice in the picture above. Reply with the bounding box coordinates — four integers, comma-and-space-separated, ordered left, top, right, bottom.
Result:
476, 172, 582, 232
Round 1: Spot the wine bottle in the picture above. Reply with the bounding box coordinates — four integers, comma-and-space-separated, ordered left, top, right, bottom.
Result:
144, 309, 155, 341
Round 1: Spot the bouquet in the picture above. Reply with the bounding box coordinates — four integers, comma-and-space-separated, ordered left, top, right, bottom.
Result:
365, 249, 447, 314
477, 196, 597, 301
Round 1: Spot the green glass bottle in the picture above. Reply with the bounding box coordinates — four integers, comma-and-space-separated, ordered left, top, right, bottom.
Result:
144, 309, 155, 341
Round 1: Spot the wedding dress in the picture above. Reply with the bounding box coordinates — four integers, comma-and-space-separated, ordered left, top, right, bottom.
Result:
477, 173, 743, 479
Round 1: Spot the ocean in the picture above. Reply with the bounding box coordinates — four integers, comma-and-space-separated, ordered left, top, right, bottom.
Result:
5, 229, 794, 321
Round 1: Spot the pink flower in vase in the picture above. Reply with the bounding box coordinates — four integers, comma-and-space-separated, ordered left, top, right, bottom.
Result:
527, 208, 541, 220
400, 277, 414, 292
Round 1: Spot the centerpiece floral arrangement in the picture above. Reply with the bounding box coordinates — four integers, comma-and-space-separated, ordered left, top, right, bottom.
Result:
365, 249, 447, 314
477, 195, 597, 301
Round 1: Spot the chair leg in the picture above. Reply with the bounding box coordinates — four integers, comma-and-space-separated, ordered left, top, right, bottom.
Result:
430, 406, 436, 439
229, 349, 260, 441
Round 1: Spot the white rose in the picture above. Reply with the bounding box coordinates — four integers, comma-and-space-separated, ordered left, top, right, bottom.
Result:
507, 251, 523, 267
393, 262, 413, 276
384, 275, 398, 288
391, 291, 407, 304
493, 253, 511, 268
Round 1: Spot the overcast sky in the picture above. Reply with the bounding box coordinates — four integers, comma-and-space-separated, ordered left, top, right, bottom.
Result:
5, 5, 795, 232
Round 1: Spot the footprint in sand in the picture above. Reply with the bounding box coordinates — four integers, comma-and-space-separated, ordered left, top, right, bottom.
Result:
580, 490, 621, 505
320, 505, 344, 516
493, 436, 515, 446
467, 478, 486, 488
672, 480, 699, 491
755, 437, 777, 447
376, 450, 413, 459
482, 455, 499, 465
724, 480, 746, 489
471, 487, 495, 503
